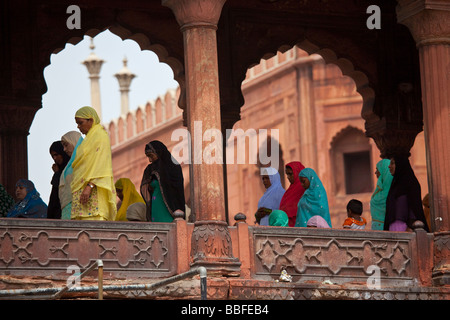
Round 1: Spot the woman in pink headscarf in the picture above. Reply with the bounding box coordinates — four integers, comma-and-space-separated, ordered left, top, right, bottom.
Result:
306, 215, 331, 228
279, 161, 306, 227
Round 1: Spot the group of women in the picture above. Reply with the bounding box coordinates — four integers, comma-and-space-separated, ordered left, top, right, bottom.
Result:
0, 105, 430, 232
256, 155, 429, 232
256, 161, 332, 229
1, 106, 185, 223
370, 156, 429, 232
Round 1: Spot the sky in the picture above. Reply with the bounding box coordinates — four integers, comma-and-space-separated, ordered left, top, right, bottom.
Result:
28, 30, 179, 204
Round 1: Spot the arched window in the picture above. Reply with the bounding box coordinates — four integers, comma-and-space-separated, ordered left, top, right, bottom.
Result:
330, 126, 373, 195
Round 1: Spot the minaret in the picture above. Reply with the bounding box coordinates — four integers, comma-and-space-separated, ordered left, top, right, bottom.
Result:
114, 57, 136, 115
82, 37, 104, 121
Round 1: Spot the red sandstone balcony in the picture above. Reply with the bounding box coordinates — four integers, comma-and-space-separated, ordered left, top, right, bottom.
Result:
1, 216, 448, 300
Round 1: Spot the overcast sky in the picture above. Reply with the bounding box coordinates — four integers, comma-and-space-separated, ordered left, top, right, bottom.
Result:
28, 30, 179, 204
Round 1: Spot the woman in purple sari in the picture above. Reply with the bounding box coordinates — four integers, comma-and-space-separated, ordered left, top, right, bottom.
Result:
384, 156, 429, 231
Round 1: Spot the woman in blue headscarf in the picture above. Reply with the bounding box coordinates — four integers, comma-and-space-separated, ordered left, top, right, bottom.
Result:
255, 167, 285, 225
370, 159, 393, 230
6, 179, 47, 218
295, 168, 332, 228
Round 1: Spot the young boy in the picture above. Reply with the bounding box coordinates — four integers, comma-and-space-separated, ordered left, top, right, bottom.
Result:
343, 199, 367, 229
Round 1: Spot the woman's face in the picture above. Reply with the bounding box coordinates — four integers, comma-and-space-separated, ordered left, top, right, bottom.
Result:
15, 185, 27, 201
261, 175, 271, 189
299, 176, 310, 190
75, 117, 93, 135
50, 151, 64, 166
116, 188, 124, 201
61, 140, 75, 156
285, 167, 295, 184
146, 151, 158, 163
389, 158, 396, 176
375, 167, 380, 179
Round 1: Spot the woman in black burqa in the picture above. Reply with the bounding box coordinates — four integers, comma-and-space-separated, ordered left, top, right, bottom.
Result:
384, 155, 429, 231
48, 140, 70, 219
140, 140, 185, 222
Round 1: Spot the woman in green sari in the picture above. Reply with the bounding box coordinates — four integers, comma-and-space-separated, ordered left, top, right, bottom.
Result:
370, 159, 393, 230
140, 140, 185, 222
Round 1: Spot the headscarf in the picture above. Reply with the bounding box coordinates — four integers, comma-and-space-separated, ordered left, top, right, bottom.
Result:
279, 161, 306, 227
47, 141, 70, 219
257, 167, 285, 225
295, 168, 332, 228
6, 179, 47, 218
75, 106, 101, 124
269, 210, 289, 227
71, 106, 116, 221
126, 202, 147, 222
384, 156, 429, 231
115, 178, 145, 221
59, 131, 83, 210
140, 140, 185, 221
370, 159, 393, 230
306, 215, 331, 228
0, 183, 15, 217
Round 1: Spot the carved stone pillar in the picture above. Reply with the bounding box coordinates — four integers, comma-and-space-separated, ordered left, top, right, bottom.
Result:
397, 0, 450, 285
0, 101, 39, 196
163, 0, 241, 275
296, 61, 318, 169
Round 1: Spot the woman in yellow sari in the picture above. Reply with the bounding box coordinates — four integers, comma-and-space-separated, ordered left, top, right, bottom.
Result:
71, 106, 117, 221
115, 178, 145, 221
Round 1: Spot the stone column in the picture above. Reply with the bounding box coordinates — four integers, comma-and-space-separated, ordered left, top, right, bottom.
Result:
0, 102, 39, 197
163, 0, 240, 275
296, 60, 318, 169
114, 57, 136, 116
397, 0, 450, 285
82, 38, 104, 121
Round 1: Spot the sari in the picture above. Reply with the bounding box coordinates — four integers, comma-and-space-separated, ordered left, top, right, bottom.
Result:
140, 140, 185, 222
295, 168, 332, 228
269, 210, 289, 227
115, 178, 145, 221
370, 159, 393, 230
6, 179, 47, 218
59, 131, 83, 220
257, 167, 285, 226
47, 141, 70, 219
384, 156, 429, 231
71, 107, 117, 221
279, 161, 305, 227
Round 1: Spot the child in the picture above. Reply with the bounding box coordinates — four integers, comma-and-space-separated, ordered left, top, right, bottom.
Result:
343, 199, 367, 229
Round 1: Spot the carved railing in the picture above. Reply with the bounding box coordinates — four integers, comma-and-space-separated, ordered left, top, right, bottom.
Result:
248, 225, 433, 287
0, 218, 435, 290
0, 218, 177, 278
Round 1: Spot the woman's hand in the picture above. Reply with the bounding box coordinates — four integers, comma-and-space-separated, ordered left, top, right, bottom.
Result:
80, 184, 93, 205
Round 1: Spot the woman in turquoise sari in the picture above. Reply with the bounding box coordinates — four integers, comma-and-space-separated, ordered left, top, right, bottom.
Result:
269, 210, 289, 227
59, 131, 83, 219
370, 159, 393, 230
295, 168, 332, 228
